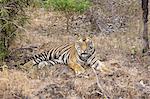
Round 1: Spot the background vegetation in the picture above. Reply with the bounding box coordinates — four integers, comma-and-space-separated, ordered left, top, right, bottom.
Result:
0, 0, 31, 60
0, 0, 150, 99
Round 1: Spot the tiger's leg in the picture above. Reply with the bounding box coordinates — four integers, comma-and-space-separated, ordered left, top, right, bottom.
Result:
68, 62, 85, 75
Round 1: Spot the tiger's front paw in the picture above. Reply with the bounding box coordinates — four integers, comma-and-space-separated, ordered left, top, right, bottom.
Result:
74, 66, 85, 75
96, 62, 112, 74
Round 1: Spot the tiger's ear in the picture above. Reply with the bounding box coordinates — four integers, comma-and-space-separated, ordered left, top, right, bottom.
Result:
88, 33, 94, 38
73, 33, 81, 39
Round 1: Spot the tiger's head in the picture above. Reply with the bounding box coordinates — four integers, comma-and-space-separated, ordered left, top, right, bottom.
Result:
74, 34, 95, 61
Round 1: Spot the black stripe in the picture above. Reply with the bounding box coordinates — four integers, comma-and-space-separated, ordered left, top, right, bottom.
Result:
49, 49, 54, 60
34, 57, 40, 64
44, 51, 49, 61
54, 60, 58, 64
54, 54, 57, 59
90, 56, 95, 63
34, 59, 39, 64
66, 53, 70, 64
38, 54, 45, 61
41, 52, 47, 59
59, 44, 70, 53
54, 45, 64, 54
90, 49, 96, 56
56, 44, 70, 57
34, 55, 42, 63
38, 54, 43, 60
47, 62, 53, 66
35, 55, 39, 58
58, 47, 71, 57
54, 44, 71, 59
47, 60, 55, 65
92, 60, 97, 66
62, 53, 68, 64
62, 53, 66, 60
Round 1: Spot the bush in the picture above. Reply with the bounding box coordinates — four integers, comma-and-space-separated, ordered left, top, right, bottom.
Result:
0, 0, 35, 61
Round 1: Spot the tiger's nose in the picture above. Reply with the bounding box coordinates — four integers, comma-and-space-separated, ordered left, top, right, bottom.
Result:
83, 38, 86, 41
81, 51, 84, 53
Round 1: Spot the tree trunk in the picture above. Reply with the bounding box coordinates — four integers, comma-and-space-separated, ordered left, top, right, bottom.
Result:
141, 0, 149, 53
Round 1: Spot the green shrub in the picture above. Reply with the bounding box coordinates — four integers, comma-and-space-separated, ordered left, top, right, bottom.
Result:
0, 0, 36, 61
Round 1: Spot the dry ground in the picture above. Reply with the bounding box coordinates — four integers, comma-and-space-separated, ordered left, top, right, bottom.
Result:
0, 8, 150, 99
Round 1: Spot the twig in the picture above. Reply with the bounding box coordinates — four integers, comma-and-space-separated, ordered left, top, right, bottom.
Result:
91, 67, 111, 99
11, 21, 29, 33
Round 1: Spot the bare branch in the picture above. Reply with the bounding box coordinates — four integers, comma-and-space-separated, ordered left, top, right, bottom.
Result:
92, 67, 111, 99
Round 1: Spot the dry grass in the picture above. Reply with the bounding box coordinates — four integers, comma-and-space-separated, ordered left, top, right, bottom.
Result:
0, 8, 150, 99
0, 68, 31, 98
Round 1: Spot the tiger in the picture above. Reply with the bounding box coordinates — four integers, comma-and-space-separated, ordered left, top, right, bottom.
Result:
23, 34, 109, 75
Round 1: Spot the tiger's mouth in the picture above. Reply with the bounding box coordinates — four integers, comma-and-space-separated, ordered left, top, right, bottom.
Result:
79, 53, 91, 61
81, 53, 89, 57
